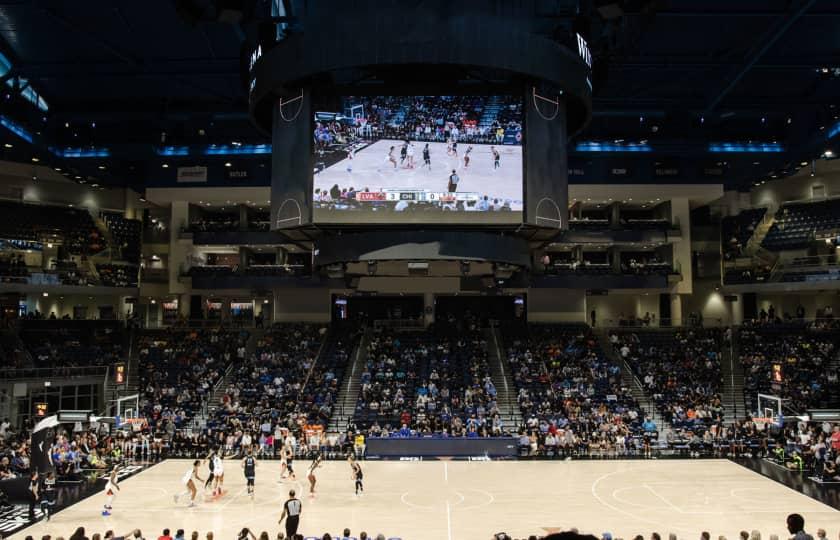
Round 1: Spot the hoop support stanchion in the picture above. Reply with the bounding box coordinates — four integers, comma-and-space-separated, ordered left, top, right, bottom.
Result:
532, 87, 560, 121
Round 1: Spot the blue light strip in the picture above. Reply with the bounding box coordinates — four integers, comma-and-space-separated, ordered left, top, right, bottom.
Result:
574, 141, 652, 152
203, 144, 271, 155
156, 144, 273, 156
708, 142, 783, 153
828, 121, 840, 139
0, 115, 33, 143
50, 147, 111, 158
157, 146, 190, 156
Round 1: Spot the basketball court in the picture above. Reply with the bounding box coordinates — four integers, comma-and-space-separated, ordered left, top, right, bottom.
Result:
314, 139, 524, 209
10, 459, 840, 540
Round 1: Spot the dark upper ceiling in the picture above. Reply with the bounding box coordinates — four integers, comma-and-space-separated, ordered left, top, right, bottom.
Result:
0, 0, 837, 191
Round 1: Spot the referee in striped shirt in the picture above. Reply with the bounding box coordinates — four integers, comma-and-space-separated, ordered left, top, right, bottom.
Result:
278, 489, 302, 538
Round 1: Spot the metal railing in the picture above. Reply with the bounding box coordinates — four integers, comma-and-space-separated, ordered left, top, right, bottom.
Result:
599, 318, 725, 328
0, 365, 108, 380
372, 318, 424, 329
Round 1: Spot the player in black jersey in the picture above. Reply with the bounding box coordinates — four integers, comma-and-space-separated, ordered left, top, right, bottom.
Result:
281, 444, 296, 481
307, 452, 323, 495
40, 471, 56, 521
242, 450, 257, 498
204, 449, 216, 491
348, 455, 363, 495
28, 470, 38, 520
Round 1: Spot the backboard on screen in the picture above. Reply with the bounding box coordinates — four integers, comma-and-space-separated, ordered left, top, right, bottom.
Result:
311, 95, 524, 224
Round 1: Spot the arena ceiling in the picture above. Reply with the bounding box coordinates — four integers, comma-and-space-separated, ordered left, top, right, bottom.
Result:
0, 0, 837, 191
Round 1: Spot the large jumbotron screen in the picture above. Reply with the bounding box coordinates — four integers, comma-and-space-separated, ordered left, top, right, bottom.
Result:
311, 95, 524, 224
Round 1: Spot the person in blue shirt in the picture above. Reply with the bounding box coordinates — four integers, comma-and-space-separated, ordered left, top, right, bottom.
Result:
398, 424, 411, 438
642, 418, 657, 432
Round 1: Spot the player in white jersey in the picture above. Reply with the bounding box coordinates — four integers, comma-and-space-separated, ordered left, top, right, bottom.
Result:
406, 142, 415, 169
102, 467, 120, 516
280, 444, 296, 481
174, 460, 204, 507
212, 453, 225, 496
307, 452, 323, 496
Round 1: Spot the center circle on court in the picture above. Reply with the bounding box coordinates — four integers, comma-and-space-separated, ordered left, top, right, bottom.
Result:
400, 487, 494, 510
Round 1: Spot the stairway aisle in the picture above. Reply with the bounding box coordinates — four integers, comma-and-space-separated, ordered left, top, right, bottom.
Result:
593, 327, 670, 440
327, 327, 370, 433
486, 324, 522, 432
719, 329, 748, 423
744, 206, 778, 255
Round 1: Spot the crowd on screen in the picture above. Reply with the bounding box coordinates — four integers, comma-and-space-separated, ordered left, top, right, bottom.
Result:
315, 95, 522, 150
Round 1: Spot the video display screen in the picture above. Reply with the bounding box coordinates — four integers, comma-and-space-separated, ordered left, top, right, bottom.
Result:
312, 95, 523, 224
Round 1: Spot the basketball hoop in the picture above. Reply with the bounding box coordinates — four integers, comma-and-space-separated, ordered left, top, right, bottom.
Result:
751, 416, 778, 430
279, 90, 304, 122
120, 418, 148, 432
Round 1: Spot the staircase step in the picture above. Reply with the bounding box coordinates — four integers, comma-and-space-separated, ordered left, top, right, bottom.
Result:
485, 325, 522, 430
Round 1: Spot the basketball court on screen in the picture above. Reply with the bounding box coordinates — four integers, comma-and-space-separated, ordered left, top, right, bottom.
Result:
314, 139, 524, 210
11, 460, 840, 540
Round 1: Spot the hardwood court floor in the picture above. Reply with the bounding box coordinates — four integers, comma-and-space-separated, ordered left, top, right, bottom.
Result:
11, 459, 840, 540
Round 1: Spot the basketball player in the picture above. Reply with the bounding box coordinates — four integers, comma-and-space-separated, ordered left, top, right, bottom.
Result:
642, 430, 653, 459
242, 450, 257, 498
282, 444, 296, 481
451, 140, 458, 157
406, 142, 415, 169
346, 149, 354, 174
422, 143, 431, 170
463, 146, 473, 168
399, 142, 407, 165
174, 460, 204, 507
101, 467, 119, 516
491, 146, 500, 170
41, 471, 56, 521
212, 451, 225, 496
348, 455, 363, 495
28, 470, 38, 521
446, 138, 453, 156
386, 146, 397, 169
278, 489, 302, 539
307, 453, 323, 495
447, 170, 460, 193
203, 450, 216, 491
